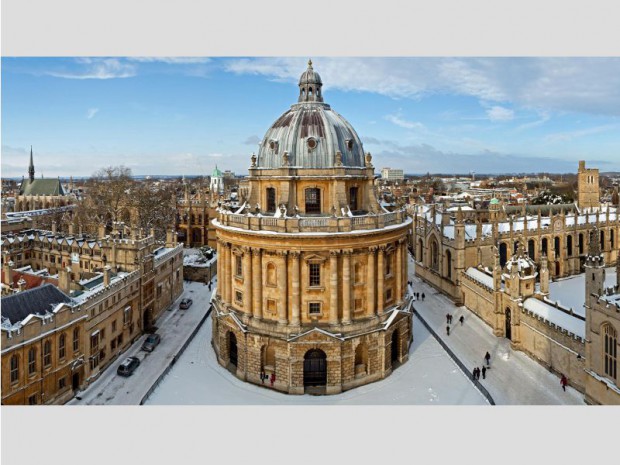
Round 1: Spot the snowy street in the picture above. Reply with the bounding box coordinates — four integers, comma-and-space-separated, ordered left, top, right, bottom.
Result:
408, 254, 585, 405
67, 280, 215, 405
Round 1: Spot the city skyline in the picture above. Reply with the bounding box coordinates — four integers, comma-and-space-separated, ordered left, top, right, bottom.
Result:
2, 57, 620, 178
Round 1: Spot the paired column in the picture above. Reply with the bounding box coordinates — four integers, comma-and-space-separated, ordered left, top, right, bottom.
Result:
224, 243, 232, 304
377, 246, 385, 314
242, 247, 252, 314
367, 247, 376, 317
396, 240, 403, 304
277, 251, 288, 324
291, 252, 301, 325
251, 248, 262, 319
329, 251, 339, 325
342, 250, 352, 324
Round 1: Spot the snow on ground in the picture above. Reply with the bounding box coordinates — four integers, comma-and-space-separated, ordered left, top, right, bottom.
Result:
549, 267, 616, 315
68, 280, 214, 405
409, 256, 585, 405
145, 313, 488, 405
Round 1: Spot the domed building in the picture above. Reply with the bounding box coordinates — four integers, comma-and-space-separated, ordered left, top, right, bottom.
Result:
211, 61, 413, 394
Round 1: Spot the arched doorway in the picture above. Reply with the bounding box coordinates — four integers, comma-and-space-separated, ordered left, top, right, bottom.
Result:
499, 242, 508, 267
391, 330, 400, 365
303, 349, 327, 387
528, 239, 535, 259
555, 261, 560, 276
143, 307, 153, 331
228, 332, 238, 367
505, 308, 512, 340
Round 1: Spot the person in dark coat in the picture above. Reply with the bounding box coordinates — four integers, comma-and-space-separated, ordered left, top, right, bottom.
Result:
475, 367, 480, 380
446, 313, 451, 324
446, 325, 450, 336
270, 373, 276, 387
560, 374, 568, 391
260, 371, 266, 384
485, 351, 491, 366
459, 315, 464, 325
472, 367, 477, 380
422, 292, 425, 300
482, 366, 487, 379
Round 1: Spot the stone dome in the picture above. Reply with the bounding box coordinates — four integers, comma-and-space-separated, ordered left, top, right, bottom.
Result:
256, 61, 366, 169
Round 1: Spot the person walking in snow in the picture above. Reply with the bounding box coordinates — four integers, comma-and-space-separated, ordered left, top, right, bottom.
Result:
475, 367, 480, 380
260, 370, 266, 384
446, 325, 450, 336
560, 374, 568, 392
485, 351, 491, 366
459, 315, 464, 325
270, 372, 276, 387
446, 313, 451, 324
422, 292, 425, 301
472, 367, 477, 380
482, 366, 487, 379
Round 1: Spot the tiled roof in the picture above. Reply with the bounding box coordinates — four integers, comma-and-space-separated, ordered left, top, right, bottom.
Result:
1, 284, 72, 324
1, 270, 59, 291
19, 179, 65, 196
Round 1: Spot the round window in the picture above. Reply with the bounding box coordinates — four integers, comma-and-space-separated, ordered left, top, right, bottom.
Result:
307, 138, 317, 150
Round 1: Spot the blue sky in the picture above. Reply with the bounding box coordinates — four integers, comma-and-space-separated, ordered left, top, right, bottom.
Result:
2, 57, 620, 178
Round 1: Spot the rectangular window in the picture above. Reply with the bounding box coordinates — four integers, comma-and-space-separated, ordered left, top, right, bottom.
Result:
10, 356, 19, 383
385, 254, 392, 276
386, 289, 393, 303
349, 187, 358, 211
235, 290, 243, 305
157, 284, 162, 298
123, 306, 132, 325
267, 299, 276, 314
235, 255, 243, 277
28, 351, 36, 375
111, 339, 116, 350
59, 377, 66, 389
59, 336, 66, 360
266, 188, 276, 213
73, 329, 80, 352
43, 342, 52, 367
309, 263, 321, 287
308, 302, 321, 315
118, 334, 123, 346
112, 320, 117, 333
305, 188, 321, 214
354, 298, 363, 312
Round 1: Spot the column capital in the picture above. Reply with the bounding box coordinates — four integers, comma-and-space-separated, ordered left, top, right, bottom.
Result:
275, 250, 289, 257
250, 247, 262, 256
368, 245, 378, 253
378, 245, 387, 252
289, 250, 301, 258
398, 237, 406, 245
329, 250, 340, 257
341, 249, 353, 256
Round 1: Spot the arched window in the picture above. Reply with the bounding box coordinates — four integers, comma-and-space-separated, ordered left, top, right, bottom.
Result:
445, 250, 452, 279
528, 239, 535, 259
43, 340, 52, 367
600, 230, 605, 249
578, 233, 584, 255
567, 235, 573, 257
28, 348, 36, 375
354, 343, 368, 376
266, 262, 277, 286
499, 242, 508, 267
73, 327, 80, 352
611, 229, 615, 248
266, 188, 276, 213
59, 333, 66, 359
541, 238, 548, 256
349, 187, 359, 211
554, 236, 560, 258
604, 324, 617, 380
430, 240, 439, 271
10, 354, 19, 383
305, 188, 321, 214
513, 241, 518, 254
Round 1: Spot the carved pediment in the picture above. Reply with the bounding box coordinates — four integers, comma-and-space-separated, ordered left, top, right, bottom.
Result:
289, 327, 343, 342
303, 253, 327, 263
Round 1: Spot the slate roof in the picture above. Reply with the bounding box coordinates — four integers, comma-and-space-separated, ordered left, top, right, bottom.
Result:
19, 178, 66, 196
1, 284, 72, 324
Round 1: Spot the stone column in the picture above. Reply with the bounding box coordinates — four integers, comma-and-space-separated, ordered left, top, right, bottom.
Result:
251, 248, 262, 319
367, 246, 376, 317
396, 240, 403, 304
278, 251, 288, 324
224, 243, 232, 304
377, 246, 385, 314
291, 251, 301, 325
243, 247, 252, 314
342, 250, 352, 324
329, 250, 339, 325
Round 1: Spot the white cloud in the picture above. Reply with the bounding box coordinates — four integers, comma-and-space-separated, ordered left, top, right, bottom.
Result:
486, 106, 514, 122
47, 58, 136, 80
544, 124, 620, 143
86, 108, 99, 119
384, 113, 425, 130
223, 57, 620, 116
127, 57, 211, 64
515, 111, 550, 132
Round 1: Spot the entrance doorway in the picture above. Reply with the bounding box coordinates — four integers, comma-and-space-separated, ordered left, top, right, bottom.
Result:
391, 330, 400, 365
303, 349, 327, 387
143, 307, 153, 332
229, 332, 238, 367
72, 373, 80, 390
505, 308, 512, 340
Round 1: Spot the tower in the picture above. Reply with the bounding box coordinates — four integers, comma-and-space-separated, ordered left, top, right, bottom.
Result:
28, 146, 35, 182
584, 226, 605, 301
577, 160, 600, 210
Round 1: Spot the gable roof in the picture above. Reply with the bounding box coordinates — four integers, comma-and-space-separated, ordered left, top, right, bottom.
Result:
19, 178, 65, 196
1, 284, 72, 325
1, 270, 59, 291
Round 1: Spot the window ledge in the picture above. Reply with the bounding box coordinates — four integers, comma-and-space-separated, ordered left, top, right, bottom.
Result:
307, 286, 325, 291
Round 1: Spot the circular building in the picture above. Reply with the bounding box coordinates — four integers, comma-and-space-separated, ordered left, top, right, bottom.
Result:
211, 61, 413, 394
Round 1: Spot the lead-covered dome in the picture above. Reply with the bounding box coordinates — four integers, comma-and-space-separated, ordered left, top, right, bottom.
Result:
256, 61, 366, 169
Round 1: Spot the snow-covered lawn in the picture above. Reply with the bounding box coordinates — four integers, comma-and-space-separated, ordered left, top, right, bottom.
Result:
549, 267, 616, 313
145, 312, 489, 405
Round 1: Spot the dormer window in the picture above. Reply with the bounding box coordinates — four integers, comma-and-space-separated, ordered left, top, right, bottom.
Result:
346, 139, 353, 151
307, 137, 317, 150
269, 140, 279, 154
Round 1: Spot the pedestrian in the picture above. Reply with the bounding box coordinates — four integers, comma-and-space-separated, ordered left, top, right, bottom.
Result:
482, 366, 486, 379
485, 351, 491, 366
449, 314, 453, 324
446, 325, 450, 336
446, 313, 450, 324
474, 367, 480, 380
472, 367, 477, 380
560, 374, 567, 392
422, 292, 425, 301
270, 372, 276, 387
459, 315, 464, 326
260, 370, 266, 384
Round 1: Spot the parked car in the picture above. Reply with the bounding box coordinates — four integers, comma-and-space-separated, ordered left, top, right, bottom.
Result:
117, 356, 140, 377
142, 333, 161, 352
180, 298, 193, 309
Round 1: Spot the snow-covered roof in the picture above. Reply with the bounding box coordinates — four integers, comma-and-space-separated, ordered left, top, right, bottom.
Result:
465, 267, 495, 289
523, 298, 585, 339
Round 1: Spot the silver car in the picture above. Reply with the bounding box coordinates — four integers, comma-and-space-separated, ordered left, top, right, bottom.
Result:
141, 333, 161, 352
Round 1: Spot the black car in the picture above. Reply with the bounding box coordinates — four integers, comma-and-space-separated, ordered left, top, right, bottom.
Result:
179, 298, 193, 309
117, 356, 140, 377
142, 333, 161, 352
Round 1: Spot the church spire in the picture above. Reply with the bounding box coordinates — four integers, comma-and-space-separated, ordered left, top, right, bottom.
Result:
28, 145, 35, 182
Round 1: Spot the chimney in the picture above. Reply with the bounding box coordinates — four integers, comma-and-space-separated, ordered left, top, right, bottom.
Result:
98, 224, 106, 238
3, 260, 14, 287
52, 221, 57, 234
103, 265, 112, 287
59, 267, 71, 294
68, 223, 74, 235
166, 229, 175, 247
17, 278, 27, 292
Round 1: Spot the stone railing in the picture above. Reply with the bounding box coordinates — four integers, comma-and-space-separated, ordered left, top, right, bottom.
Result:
216, 209, 410, 233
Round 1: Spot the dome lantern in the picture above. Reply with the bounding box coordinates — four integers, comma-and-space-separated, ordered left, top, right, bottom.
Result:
298, 59, 323, 103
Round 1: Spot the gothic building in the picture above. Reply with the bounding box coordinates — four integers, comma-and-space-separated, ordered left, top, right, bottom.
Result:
211, 61, 413, 394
